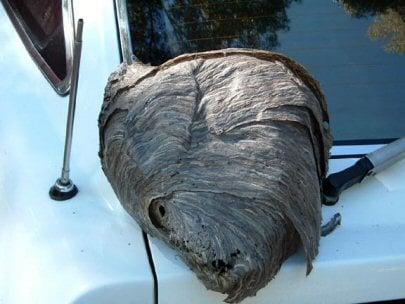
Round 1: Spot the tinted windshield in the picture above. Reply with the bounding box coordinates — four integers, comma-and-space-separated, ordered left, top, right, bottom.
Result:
126, 0, 405, 142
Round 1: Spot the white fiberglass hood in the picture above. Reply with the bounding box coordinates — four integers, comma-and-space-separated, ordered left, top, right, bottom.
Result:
0, 1, 153, 303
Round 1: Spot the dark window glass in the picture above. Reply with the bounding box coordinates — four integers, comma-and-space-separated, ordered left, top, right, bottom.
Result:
126, 0, 405, 142
2, 0, 72, 94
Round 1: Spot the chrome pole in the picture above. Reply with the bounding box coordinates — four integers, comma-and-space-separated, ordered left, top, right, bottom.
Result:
115, 0, 134, 64
49, 19, 83, 201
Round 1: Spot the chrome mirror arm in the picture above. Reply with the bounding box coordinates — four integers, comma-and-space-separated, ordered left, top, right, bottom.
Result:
49, 19, 83, 201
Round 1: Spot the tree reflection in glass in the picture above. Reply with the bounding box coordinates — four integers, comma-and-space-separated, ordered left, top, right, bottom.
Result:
339, 0, 405, 54
127, 0, 298, 65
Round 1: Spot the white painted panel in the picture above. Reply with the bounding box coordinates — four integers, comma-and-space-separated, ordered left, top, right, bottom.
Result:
0, 1, 153, 303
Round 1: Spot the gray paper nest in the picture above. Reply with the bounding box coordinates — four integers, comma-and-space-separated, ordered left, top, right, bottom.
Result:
99, 49, 333, 303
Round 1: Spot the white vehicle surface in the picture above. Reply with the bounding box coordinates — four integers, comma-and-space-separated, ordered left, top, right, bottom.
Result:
0, 1, 153, 303
0, 1, 404, 304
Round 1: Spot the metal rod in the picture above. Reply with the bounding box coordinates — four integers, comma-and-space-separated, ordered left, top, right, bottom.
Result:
49, 19, 83, 201
61, 19, 83, 183
115, 0, 134, 64
323, 137, 405, 205
368, 137, 405, 174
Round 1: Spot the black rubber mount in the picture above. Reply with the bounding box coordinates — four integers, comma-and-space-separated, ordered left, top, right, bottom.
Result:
323, 156, 374, 205
49, 184, 78, 201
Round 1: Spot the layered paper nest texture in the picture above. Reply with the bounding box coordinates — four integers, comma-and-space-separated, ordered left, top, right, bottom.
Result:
99, 49, 333, 303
